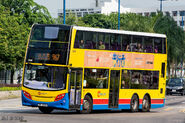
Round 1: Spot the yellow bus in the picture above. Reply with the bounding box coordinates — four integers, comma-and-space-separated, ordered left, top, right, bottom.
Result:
22, 24, 167, 113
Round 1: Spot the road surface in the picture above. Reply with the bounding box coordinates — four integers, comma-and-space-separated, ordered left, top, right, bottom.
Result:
0, 95, 185, 123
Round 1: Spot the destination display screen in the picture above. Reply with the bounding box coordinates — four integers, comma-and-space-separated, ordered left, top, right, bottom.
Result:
26, 48, 67, 64
35, 53, 60, 61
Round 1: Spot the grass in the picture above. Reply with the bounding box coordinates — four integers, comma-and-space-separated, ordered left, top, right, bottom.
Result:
0, 87, 21, 91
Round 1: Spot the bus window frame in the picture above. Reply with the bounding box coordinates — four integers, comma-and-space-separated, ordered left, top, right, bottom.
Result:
73, 30, 167, 55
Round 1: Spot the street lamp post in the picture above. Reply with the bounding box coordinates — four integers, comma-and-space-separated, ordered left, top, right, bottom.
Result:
159, 0, 167, 12
63, 0, 66, 24
182, 16, 184, 29
118, 0, 120, 30
181, 16, 184, 77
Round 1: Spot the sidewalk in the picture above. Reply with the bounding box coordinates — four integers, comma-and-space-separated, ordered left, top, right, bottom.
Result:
0, 90, 21, 100
0, 98, 36, 111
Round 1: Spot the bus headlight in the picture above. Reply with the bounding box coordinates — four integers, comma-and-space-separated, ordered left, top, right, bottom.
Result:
23, 90, 32, 100
54, 93, 65, 102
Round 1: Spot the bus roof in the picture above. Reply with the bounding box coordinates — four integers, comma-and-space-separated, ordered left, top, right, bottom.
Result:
73, 26, 166, 38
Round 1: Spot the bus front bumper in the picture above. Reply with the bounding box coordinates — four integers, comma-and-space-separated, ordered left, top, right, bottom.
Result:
22, 92, 69, 110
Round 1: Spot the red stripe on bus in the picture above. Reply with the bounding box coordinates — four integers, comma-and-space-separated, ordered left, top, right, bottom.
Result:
93, 99, 109, 104
151, 99, 164, 104
81, 99, 109, 105
119, 99, 131, 104
80, 98, 164, 105
139, 99, 143, 104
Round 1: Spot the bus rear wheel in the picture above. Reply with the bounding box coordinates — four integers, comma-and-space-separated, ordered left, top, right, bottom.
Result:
39, 107, 53, 114
81, 95, 93, 114
142, 95, 150, 112
130, 95, 139, 112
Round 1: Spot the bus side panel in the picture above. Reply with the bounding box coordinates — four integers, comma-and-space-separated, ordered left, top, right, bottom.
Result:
81, 89, 165, 110
82, 89, 109, 110
119, 89, 165, 110
153, 54, 167, 99
69, 29, 85, 68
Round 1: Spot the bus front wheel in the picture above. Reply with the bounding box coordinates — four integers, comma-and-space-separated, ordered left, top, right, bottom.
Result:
81, 95, 93, 114
130, 95, 139, 112
39, 107, 53, 114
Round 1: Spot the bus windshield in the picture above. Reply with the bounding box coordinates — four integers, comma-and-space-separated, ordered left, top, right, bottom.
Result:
23, 65, 68, 90
26, 24, 71, 64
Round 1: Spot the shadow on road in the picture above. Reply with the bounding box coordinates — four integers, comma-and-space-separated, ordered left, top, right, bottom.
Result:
0, 108, 159, 115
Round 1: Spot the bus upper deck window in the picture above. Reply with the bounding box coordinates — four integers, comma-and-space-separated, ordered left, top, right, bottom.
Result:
132, 36, 143, 52
84, 32, 95, 49
74, 31, 83, 48
104, 33, 110, 50
44, 27, 59, 39
97, 33, 105, 50
154, 38, 162, 53
122, 35, 131, 51
144, 37, 153, 53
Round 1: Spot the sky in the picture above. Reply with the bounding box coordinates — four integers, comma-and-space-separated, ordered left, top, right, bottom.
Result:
34, 0, 185, 18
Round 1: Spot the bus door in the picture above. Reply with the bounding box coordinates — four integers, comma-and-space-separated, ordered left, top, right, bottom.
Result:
69, 69, 82, 109
109, 70, 120, 108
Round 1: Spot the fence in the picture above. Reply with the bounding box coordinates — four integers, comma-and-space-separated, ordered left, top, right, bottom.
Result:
0, 69, 22, 84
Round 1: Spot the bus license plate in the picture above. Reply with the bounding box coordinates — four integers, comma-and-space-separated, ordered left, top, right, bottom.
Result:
38, 104, 48, 107
172, 90, 176, 92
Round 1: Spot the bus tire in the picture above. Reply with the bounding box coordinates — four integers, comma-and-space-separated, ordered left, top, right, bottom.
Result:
81, 95, 93, 114
39, 107, 53, 114
130, 94, 139, 112
142, 95, 150, 112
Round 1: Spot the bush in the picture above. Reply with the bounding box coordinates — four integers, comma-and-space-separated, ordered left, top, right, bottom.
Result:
0, 87, 21, 91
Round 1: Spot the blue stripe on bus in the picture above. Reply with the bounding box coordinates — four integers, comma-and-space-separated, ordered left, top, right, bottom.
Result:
22, 91, 69, 110
93, 105, 109, 110
80, 105, 109, 110
151, 104, 164, 109
139, 104, 142, 109
119, 104, 165, 110
80, 103, 164, 111
139, 104, 165, 109
119, 104, 130, 109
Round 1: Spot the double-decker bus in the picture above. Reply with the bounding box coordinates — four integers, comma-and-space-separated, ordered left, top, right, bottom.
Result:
22, 24, 167, 113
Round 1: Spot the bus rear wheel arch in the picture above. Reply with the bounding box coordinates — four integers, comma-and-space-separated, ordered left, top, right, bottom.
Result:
142, 94, 151, 112
80, 94, 93, 114
130, 94, 139, 112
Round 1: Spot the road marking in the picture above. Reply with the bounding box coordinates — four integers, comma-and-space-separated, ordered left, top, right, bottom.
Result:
164, 107, 173, 111
179, 109, 185, 113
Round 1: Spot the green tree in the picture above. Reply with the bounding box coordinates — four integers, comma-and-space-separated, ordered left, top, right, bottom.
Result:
0, 5, 29, 83
82, 14, 113, 29
154, 15, 185, 78
0, 0, 54, 26
77, 13, 155, 32
55, 13, 76, 25
55, 13, 88, 26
